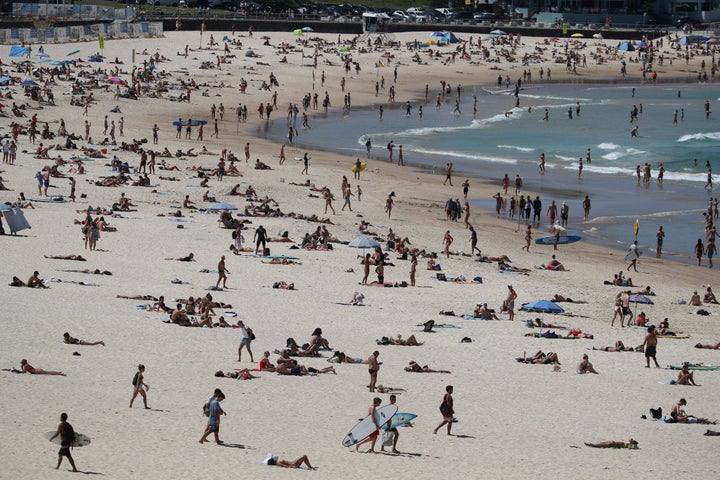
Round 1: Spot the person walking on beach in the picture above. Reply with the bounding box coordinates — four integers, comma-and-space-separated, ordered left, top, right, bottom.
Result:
49, 413, 78, 472
385, 193, 394, 219
443, 230, 454, 258
200, 389, 226, 445
642, 325, 660, 368
381, 394, 401, 453
129, 364, 149, 409
433, 385, 455, 435
522, 225, 532, 252
409, 253, 417, 286
443, 163, 453, 186
216, 255, 228, 289
301, 153, 310, 175
470, 225, 481, 255
695, 238, 705, 266
387, 141, 394, 162
539, 153, 545, 174
706, 239, 717, 268
627, 241, 639, 272
582, 195, 591, 220
237, 320, 254, 362
355, 397, 382, 452
367, 351, 381, 392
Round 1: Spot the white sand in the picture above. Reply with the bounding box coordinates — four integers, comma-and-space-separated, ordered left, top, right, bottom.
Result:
1, 30, 719, 478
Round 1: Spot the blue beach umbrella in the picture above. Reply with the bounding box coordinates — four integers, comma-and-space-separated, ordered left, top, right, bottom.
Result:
348, 237, 380, 249
21, 79, 38, 86
520, 300, 565, 313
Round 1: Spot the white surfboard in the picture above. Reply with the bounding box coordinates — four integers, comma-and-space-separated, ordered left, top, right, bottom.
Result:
45, 431, 91, 447
624, 248, 643, 262
342, 404, 398, 447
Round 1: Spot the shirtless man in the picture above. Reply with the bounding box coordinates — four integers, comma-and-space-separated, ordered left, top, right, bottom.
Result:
216, 255, 228, 289
63, 332, 104, 346
27, 271, 49, 288
367, 351, 381, 392
677, 363, 698, 386
576, 354, 598, 374
670, 398, 716, 424
642, 325, 660, 368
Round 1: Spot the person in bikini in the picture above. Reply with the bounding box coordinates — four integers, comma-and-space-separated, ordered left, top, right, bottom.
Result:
20, 359, 65, 375
404, 361, 451, 373
592, 340, 634, 352
585, 439, 638, 449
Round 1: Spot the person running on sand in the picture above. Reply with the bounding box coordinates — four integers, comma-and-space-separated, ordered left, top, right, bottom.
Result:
405, 361, 450, 373
576, 354, 598, 374
585, 439, 638, 449
433, 385, 455, 435
264, 454, 315, 469
49, 413, 78, 472
20, 359, 65, 376
63, 332, 104, 346
129, 364, 149, 409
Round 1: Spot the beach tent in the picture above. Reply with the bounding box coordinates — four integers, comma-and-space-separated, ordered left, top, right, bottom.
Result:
442, 32, 459, 44
4, 207, 31, 234
520, 300, 564, 313
431, 31, 445, 37
348, 237, 380, 249
490, 29, 507, 35
618, 41, 635, 51
293, 29, 303, 36
207, 202, 237, 211
0, 76, 11, 84
9, 46, 30, 57
679, 35, 711, 45
21, 79, 38, 86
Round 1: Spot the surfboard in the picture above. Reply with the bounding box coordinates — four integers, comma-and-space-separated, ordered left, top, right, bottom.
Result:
342, 404, 398, 447
657, 335, 690, 339
624, 249, 643, 262
351, 163, 367, 173
172, 119, 208, 127
385, 412, 417, 429
534, 234, 581, 245
45, 431, 91, 447
667, 364, 719, 371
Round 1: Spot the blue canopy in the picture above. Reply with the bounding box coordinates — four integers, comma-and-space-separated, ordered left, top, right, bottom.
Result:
520, 300, 565, 313
443, 32, 459, 44
9, 46, 30, 57
618, 41, 634, 51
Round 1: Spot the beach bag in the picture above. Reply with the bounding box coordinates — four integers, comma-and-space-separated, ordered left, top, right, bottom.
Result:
203, 402, 210, 417
436, 273, 447, 281
232, 231, 237, 239
247, 328, 256, 341
132, 372, 139, 387
423, 320, 435, 332
440, 401, 453, 416
382, 431, 394, 447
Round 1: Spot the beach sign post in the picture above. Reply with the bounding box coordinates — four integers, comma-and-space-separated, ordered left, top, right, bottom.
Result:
200, 21, 205, 48
634, 219, 639, 240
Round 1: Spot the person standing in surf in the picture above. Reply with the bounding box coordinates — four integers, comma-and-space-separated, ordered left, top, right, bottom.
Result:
49, 412, 78, 472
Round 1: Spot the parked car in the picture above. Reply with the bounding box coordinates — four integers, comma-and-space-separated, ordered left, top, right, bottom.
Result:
434, 7, 453, 17
450, 11, 475, 21
474, 12, 500, 21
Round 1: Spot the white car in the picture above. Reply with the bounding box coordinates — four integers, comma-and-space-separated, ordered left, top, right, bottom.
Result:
406, 7, 426, 21
435, 8, 454, 16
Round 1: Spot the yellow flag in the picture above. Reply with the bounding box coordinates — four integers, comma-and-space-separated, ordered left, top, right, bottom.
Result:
633, 219, 639, 236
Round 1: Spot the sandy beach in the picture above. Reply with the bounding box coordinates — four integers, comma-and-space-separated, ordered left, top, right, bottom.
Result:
1, 29, 719, 478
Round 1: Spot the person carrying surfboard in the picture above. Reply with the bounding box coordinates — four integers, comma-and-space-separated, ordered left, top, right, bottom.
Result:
380, 395, 400, 453
49, 413, 78, 472
626, 241, 640, 272
355, 398, 382, 453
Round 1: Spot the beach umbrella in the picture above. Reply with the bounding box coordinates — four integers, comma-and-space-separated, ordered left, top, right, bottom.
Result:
301, 26, 314, 32
108, 77, 126, 85
260, 35, 271, 40
0, 76, 11, 84
520, 300, 565, 313
348, 237, 381, 249
293, 29, 303, 36
9, 46, 30, 57
66, 49, 80, 56
592, 33, 603, 39
571, 33, 585, 38
431, 31, 445, 37
629, 294, 653, 323
207, 202, 237, 211
21, 79, 38, 86
490, 30, 507, 35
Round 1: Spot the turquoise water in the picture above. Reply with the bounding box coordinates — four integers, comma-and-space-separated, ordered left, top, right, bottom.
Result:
261, 82, 719, 262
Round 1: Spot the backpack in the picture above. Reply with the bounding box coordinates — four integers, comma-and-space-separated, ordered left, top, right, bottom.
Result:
247, 328, 256, 341
203, 402, 210, 417
132, 372, 139, 387
231, 231, 237, 239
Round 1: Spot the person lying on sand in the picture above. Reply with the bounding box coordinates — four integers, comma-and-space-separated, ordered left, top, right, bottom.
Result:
551, 294, 588, 303
669, 398, 716, 424
498, 260, 531, 273
165, 253, 195, 261
585, 439, 638, 449
533, 318, 567, 329
388, 334, 423, 346
328, 351, 368, 364
264, 454, 315, 470
695, 342, 720, 350
117, 294, 158, 301
63, 332, 104, 346
283, 341, 321, 357
20, 359, 65, 376
62, 269, 112, 275
214, 369, 259, 380
44, 254, 86, 261
657, 318, 681, 336
404, 361, 451, 373
516, 351, 561, 364
9, 276, 27, 287
592, 340, 634, 352
566, 329, 594, 339
630, 286, 655, 296
376, 385, 406, 394
272, 281, 295, 290
276, 359, 335, 376
262, 257, 299, 265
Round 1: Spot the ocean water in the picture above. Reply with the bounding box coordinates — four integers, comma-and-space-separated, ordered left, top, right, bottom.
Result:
259, 82, 719, 263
